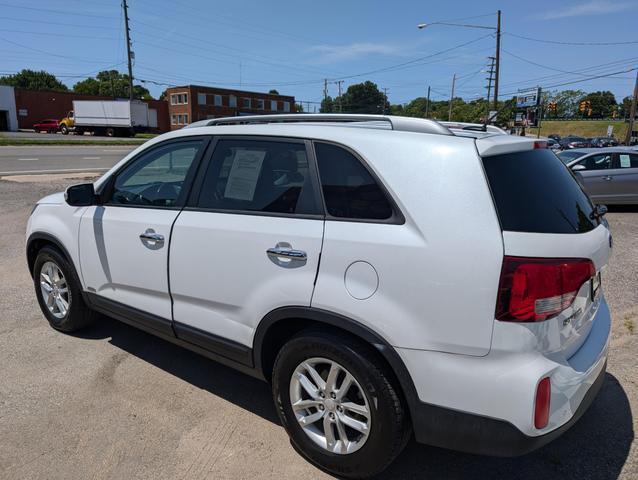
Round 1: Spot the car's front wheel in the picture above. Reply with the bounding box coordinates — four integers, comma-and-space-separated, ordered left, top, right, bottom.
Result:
33, 246, 96, 332
272, 331, 410, 479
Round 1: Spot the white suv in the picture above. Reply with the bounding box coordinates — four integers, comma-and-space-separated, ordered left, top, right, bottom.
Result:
27, 114, 612, 478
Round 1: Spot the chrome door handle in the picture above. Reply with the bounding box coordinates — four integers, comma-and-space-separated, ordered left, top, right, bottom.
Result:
139, 228, 164, 249
267, 247, 307, 260
603, 176, 613, 181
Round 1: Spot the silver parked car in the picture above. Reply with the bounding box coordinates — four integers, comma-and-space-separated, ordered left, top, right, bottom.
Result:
559, 148, 638, 205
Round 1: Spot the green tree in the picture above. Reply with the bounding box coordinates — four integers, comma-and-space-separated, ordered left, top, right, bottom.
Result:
580, 91, 616, 118
546, 89, 586, 118
268, 89, 279, 95
0, 69, 68, 91
320, 96, 335, 113
620, 96, 632, 119
73, 70, 152, 99
334, 81, 389, 114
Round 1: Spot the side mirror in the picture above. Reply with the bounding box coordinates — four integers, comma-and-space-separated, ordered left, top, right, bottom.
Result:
65, 183, 97, 206
571, 164, 586, 171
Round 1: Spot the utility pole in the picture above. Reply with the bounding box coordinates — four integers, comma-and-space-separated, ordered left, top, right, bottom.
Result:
493, 9, 501, 111
625, 70, 638, 146
485, 56, 496, 122
122, 0, 134, 101
448, 73, 456, 121
425, 85, 430, 118
335, 80, 344, 113
383, 87, 388, 114
323, 78, 328, 102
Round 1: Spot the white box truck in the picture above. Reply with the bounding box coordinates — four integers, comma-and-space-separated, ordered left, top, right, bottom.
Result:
59, 100, 149, 137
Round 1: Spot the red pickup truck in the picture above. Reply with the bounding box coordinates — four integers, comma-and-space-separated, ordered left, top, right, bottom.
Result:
33, 119, 60, 133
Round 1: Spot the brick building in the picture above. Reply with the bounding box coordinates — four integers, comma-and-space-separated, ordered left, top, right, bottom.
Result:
11, 89, 170, 132
166, 85, 295, 130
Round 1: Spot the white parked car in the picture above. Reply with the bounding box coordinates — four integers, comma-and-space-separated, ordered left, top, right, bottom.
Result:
27, 114, 612, 478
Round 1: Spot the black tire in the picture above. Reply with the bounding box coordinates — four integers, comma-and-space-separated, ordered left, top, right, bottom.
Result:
272, 331, 410, 479
33, 246, 96, 332
105, 127, 115, 137
60, 124, 69, 135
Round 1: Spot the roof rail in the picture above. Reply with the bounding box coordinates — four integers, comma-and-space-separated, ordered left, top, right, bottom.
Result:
187, 113, 453, 136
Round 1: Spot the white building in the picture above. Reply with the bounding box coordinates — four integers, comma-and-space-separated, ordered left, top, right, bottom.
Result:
0, 85, 18, 131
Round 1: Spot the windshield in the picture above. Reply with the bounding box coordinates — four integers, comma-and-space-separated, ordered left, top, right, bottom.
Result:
482, 149, 597, 234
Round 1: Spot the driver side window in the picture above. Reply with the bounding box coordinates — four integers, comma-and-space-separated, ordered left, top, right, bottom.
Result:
579, 154, 612, 171
110, 140, 203, 207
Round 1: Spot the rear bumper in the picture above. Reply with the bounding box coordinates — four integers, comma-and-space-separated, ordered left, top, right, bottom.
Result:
410, 360, 606, 456
398, 295, 611, 456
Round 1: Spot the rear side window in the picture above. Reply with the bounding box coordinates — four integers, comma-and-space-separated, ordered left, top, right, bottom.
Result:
578, 153, 612, 170
482, 149, 597, 234
314, 142, 393, 220
196, 139, 317, 215
618, 153, 638, 168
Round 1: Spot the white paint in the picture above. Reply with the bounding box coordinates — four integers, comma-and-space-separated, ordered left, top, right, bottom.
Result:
81, 157, 101, 160
18, 158, 39, 161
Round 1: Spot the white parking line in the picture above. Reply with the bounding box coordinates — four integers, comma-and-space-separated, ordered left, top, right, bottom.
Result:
82, 157, 101, 160
18, 158, 39, 161
103, 149, 131, 152
0, 167, 110, 176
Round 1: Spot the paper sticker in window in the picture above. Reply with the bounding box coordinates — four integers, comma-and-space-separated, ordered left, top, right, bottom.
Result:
224, 150, 266, 201
620, 154, 631, 168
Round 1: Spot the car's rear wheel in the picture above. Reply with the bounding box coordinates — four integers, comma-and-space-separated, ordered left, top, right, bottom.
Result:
60, 125, 69, 135
33, 246, 96, 332
272, 331, 410, 479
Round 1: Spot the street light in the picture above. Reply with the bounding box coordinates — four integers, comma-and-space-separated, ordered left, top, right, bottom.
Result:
417, 11, 501, 112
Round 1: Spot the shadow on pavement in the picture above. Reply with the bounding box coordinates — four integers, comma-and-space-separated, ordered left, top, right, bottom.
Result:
76, 316, 633, 480
606, 205, 638, 213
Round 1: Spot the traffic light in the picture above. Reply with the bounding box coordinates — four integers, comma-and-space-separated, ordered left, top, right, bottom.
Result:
548, 101, 557, 112
579, 101, 586, 112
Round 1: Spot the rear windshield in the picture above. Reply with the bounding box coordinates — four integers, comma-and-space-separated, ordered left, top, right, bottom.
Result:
482, 149, 598, 234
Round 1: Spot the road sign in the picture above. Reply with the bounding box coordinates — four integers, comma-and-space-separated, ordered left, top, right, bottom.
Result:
607, 125, 614, 137
515, 88, 541, 108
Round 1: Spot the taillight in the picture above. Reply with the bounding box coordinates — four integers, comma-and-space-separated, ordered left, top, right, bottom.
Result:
533, 140, 548, 149
534, 377, 551, 429
496, 256, 595, 322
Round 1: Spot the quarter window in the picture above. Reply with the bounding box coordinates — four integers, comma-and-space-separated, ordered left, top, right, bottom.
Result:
196, 139, 316, 215
109, 140, 203, 207
314, 142, 393, 220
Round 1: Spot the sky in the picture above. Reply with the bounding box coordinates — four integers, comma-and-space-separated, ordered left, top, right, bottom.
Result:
1, 0, 637, 108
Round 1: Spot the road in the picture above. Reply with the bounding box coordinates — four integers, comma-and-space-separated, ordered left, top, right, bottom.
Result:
0, 145, 137, 175
1, 130, 150, 142
0, 173, 636, 479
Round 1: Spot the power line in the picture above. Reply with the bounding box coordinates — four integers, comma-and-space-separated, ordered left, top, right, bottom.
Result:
505, 31, 638, 46
0, 29, 116, 40
0, 2, 118, 19
502, 49, 633, 80
0, 16, 119, 29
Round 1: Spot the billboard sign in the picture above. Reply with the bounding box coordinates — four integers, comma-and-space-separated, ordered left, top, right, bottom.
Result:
516, 88, 541, 108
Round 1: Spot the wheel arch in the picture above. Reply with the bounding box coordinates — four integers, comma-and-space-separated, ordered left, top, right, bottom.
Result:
26, 232, 74, 277
253, 306, 420, 416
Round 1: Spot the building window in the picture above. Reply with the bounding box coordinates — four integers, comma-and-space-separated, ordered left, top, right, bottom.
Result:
270, 100, 278, 111
183, 113, 189, 124
214, 94, 222, 106
171, 93, 188, 105
283, 101, 290, 112
242, 97, 251, 108
256, 99, 265, 110
198, 93, 207, 105
229, 95, 237, 108
171, 115, 178, 125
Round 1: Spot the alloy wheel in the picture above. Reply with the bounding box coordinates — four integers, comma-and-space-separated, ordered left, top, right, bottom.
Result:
289, 357, 371, 455
39, 261, 70, 319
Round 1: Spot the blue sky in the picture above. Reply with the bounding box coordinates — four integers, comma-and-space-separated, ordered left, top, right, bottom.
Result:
1, 0, 637, 107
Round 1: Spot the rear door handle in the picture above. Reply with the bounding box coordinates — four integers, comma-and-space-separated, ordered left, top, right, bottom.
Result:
602, 176, 613, 181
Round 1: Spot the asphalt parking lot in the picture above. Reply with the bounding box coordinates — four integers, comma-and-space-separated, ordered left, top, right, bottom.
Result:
0, 172, 636, 480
